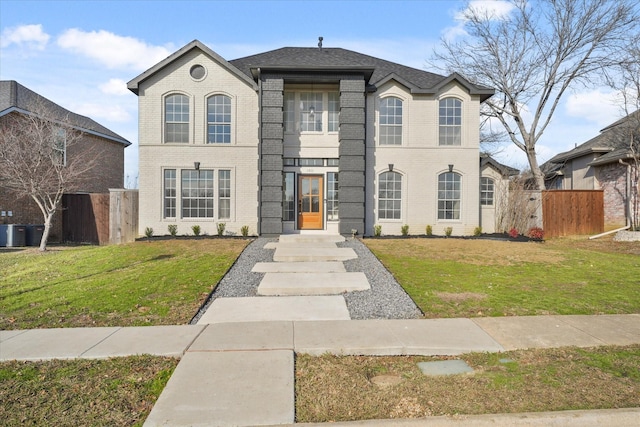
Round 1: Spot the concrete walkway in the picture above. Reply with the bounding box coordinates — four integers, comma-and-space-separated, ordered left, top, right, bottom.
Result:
1, 234, 639, 426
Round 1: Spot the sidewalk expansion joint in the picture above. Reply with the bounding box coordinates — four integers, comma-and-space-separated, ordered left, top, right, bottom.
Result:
79, 327, 122, 358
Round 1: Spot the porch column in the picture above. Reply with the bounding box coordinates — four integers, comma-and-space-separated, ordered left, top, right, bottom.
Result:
260, 78, 284, 236
338, 78, 366, 235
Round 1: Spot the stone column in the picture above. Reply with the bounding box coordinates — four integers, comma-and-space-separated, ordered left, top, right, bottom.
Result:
338, 78, 366, 235
259, 78, 284, 236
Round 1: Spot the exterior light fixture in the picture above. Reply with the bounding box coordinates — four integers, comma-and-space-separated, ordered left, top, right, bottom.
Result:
388, 163, 394, 172
194, 161, 200, 170
448, 164, 454, 172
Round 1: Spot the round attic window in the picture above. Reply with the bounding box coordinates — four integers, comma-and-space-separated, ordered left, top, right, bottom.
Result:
190, 64, 206, 80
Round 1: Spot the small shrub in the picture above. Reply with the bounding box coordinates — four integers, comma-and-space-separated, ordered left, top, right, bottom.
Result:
144, 227, 153, 238
508, 228, 519, 238
473, 226, 482, 236
167, 224, 178, 236
401, 225, 409, 236
374, 225, 382, 237
528, 227, 544, 240
241, 225, 249, 237
217, 222, 226, 236
444, 226, 453, 237
425, 225, 433, 236
191, 225, 201, 236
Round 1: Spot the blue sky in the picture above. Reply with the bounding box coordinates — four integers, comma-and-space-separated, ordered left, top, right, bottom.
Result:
0, 0, 628, 183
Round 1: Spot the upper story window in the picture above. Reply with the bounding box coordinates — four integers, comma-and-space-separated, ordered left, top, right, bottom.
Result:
284, 92, 295, 132
438, 172, 461, 220
328, 92, 339, 132
165, 94, 189, 143
300, 92, 323, 132
379, 97, 403, 145
207, 95, 231, 143
439, 97, 462, 146
378, 171, 402, 220
53, 127, 67, 166
480, 177, 494, 206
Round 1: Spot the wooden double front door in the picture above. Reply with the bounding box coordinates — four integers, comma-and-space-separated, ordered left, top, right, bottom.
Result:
298, 175, 323, 230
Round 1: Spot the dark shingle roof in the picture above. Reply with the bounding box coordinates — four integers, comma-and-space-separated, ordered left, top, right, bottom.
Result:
128, 40, 494, 101
480, 154, 519, 176
229, 47, 493, 99
548, 109, 639, 165
0, 80, 131, 146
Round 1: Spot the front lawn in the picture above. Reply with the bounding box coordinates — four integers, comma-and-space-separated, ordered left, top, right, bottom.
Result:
364, 237, 640, 318
0, 356, 177, 427
296, 345, 640, 422
0, 239, 248, 329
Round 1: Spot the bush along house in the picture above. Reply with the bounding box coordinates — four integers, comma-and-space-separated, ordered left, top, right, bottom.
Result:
128, 39, 506, 237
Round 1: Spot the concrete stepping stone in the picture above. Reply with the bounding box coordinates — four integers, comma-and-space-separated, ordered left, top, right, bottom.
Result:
418, 359, 474, 376
273, 247, 357, 262
265, 241, 339, 249
196, 296, 350, 324
257, 272, 370, 295
278, 234, 345, 243
252, 261, 346, 273
143, 350, 294, 427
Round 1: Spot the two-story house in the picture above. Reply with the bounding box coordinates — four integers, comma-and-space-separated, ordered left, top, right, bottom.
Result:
128, 40, 499, 237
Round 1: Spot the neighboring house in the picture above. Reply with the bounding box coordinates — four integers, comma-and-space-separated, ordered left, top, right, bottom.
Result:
0, 80, 131, 241
128, 39, 505, 237
545, 110, 639, 229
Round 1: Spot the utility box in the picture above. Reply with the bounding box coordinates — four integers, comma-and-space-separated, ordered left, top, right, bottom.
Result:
0, 225, 7, 247
6, 224, 26, 247
26, 225, 45, 247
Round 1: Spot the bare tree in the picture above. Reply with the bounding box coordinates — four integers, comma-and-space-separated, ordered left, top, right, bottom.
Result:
0, 103, 98, 251
604, 36, 640, 229
433, 0, 639, 190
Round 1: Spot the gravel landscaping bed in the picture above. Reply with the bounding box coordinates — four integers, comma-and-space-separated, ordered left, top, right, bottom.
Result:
191, 237, 422, 323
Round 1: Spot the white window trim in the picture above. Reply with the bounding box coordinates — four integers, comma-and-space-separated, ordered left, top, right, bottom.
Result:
163, 92, 191, 144
436, 170, 463, 222
437, 96, 463, 147
377, 95, 404, 146
205, 92, 235, 145
376, 169, 404, 222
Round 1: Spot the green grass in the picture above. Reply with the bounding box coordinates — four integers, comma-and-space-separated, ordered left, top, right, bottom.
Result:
0, 239, 248, 329
364, 238, 640, 317
0, 356, 177, 427
296, 345, 640, 422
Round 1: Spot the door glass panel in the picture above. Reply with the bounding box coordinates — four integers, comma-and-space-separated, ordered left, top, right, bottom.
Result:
311, 179, 319, 195
312, 196, 319, 212
302, 197, 310, 212
302, 179, 310, 197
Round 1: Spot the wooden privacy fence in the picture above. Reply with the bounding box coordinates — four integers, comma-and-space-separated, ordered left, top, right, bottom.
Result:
542, 190, 604, 238
62, 190, 139, 245
62, 193, 110, 244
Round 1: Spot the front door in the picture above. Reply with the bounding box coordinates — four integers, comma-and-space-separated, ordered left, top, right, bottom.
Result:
298, 175, 323, 230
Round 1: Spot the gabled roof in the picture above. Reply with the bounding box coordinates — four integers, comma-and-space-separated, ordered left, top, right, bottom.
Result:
548, 109, 639, 165
127, 40, 258, 94
480, 154, 519, 177
0, 80, 131, 146
127, 40, 494, 101
229, 46, 494, 100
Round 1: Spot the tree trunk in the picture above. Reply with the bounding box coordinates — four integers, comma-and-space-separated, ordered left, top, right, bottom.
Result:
39, 212, 54, 252
526, 148, 546, 191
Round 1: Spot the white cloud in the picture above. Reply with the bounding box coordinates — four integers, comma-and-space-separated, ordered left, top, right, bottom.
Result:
565, 89, 621, 128
99, 78, 130, 96
57, 29, 172, 71
0, 24, 50, 50
76, 103, 132, 123
443, 0, 515, 41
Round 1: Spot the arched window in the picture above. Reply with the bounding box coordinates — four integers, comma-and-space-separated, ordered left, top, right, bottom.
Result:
207, 95, 231, 143
439, 97, 461, 146
438, 172, 461, 219
165, 94, 189, 143
378, 171, 402, 219
480, 177, 494, 206
379, 97, 402, 145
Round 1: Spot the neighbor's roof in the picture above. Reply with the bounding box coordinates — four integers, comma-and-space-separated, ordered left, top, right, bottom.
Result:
548, 109, 639, 165
0, 80, 131, 146
128, 40, 494, 101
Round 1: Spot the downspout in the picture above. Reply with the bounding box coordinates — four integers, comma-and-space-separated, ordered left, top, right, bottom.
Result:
363, 84, 368, 236
257, 68, 262, 236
